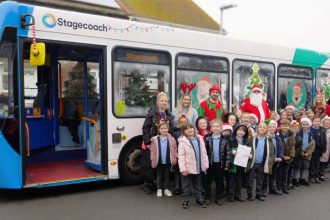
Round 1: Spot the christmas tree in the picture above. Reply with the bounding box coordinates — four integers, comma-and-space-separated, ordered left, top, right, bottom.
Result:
245, 63, 264, 98
124, 72, 153, 107
63, 62, 98, 98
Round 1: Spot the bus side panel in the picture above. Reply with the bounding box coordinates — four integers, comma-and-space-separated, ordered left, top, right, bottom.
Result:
0, 132, 22, 189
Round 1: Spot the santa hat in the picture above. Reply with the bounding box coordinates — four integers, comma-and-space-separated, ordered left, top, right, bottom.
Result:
198, 75, 212, 83
268, 120, 278, 129
300, 117, 312, 127
321, 116, 330, 126
209, 83, 220, 94
222, 123, 233, 132
293, 82, 302, 88
285, 104, 295, 111
290, 120, 299, 127
250, 113, 259, 124
251, 84, 262, 92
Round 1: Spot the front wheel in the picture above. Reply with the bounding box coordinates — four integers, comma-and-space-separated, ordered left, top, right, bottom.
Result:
119, 139, 143, 185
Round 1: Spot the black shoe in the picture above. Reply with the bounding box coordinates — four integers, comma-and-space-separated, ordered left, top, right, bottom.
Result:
247, 194, 254, 201
182, 200, 189, 209
235, 196, 245, 202
143, 184, 151, 195
215, 200, 222, 206
260, 193, 267, 197
204, 199, 210, 205
227, 197, 234, 202
290, 184, 295, 189
300, 179, 310, 186
314, 178, 320, 184
320, 176, 325, 181
174, 188, 182, 195
269, 190, 282, 195
282, 188, 289, 194
256, 195, 265, 201
196, 199, 207, 208
310, 178, 315, 183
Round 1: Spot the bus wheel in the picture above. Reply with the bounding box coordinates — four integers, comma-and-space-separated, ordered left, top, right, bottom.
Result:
119, 140, 143, 185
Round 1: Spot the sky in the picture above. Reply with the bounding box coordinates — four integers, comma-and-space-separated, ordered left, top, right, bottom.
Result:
193, 0, 330, 52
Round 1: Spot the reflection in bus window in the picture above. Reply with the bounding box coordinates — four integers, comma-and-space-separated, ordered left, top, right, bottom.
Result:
233, 60, 275, 110
277, 65, 313, 111
176, 54, 229, 109
113, 48, 171, 117
23, 60, 38, 108
316, 68, 330, 101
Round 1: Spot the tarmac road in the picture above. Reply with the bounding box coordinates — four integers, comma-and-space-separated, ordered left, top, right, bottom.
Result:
1, 174, 330, 220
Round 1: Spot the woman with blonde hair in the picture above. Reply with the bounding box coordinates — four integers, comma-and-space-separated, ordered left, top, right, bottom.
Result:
173, 94, 198, 127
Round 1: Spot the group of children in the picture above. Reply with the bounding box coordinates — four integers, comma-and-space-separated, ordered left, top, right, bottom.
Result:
147, 105, 330, 209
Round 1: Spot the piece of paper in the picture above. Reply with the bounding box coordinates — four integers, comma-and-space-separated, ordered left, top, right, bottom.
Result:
234, 144, 251, 168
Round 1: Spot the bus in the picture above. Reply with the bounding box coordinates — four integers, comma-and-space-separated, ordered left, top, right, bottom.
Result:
1, 1, 330, 189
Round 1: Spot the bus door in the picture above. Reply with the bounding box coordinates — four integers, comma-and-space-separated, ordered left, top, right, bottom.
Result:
277, 64, 313, 112
22, 42, 106, 187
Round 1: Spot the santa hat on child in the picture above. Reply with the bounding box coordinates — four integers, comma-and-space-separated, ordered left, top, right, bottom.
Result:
285, 104, 295, 111
321, 116, 330, 125
268, 120, 278, 129
290, 120, 299, 127
222, 123, 233, 132
251, 84, 262, 92
250, 113, 259, 124
300, 117, 312, 127
209, 83, 221, 95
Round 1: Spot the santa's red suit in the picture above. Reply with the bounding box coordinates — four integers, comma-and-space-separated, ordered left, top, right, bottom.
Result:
240, 85, 271, 123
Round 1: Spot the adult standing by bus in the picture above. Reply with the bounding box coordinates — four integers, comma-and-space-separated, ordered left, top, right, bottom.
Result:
197, 83, 225, 121
141, 92, 173, 194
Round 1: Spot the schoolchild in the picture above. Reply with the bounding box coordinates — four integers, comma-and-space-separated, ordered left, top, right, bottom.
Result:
309, 116, 326, 183
204, 119, 231, 205
246, 122, 275, 201
172, 116, 189, 194
320, 116, 330, 181
224, 112, 239, 126
292, 118, 315, 186
277, 119, 296, 194
287, 120, 300, 189
249, 113, 259, 132
262, 120, 283, 195
150, 121, 178, 197
221, 123, 234, 199
178, 123, 209, 209
195, 116, 210, 138
227, 123, 250, 202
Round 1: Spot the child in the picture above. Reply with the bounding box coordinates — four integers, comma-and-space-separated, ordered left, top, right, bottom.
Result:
320, 116, 330, 181
309, 116, 326, 183
262, 120, 283, 195
195, 116, 210, 138
204, 119, 231, 205
150, 121, 178, 197
287, 120, 300, 189
228, 123, 250, 202
178, 123, 209, 209
241, 112, 251, 126
172, 116, 189, 194
270, 111, 279, 121
247, 122, 275, 201
249, 113, 258, 132
277, 119, 296, 194
292, 118, 315, 186
224, 112, 239, 126
307, 109, 315, 121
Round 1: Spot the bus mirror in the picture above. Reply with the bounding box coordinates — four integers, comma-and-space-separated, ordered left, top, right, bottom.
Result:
30, 43, 46, 66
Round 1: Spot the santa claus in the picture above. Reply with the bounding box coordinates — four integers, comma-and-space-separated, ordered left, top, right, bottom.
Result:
240, 84, 270, 123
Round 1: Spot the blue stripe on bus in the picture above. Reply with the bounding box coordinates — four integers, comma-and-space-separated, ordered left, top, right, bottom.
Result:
0, 132, 22, 189
0, 1, 34, 38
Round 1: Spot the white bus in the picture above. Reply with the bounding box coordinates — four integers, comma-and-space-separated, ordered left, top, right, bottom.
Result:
0, 1, 329, 188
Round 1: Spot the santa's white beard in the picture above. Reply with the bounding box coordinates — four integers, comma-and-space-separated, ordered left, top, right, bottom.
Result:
250, 93, 263, 107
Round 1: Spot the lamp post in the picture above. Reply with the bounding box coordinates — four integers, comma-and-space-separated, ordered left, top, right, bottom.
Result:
219, 4, 237, 35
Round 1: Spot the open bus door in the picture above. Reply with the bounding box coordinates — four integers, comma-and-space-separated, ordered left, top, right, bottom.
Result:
22, 41, 107, 187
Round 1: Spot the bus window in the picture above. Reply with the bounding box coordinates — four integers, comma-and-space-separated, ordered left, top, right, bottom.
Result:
316, 68, 330, 101
23, 60, 38, 108
277, 64, 313, 112
113, 47, 171, 117
176, 54, 229, 109
233, 60, 275, 110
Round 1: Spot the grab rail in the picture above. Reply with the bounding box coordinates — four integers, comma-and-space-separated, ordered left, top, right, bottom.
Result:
81, 117, 99, 151
24, 123, 30, 157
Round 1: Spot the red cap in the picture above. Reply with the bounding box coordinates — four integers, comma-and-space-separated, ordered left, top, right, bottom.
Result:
293, 82, 302, 88
209, 83, 220, 94
198, 75, 212, 83
251, 84, 262, 92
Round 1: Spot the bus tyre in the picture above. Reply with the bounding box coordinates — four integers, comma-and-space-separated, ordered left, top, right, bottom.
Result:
119, 140, 143, 185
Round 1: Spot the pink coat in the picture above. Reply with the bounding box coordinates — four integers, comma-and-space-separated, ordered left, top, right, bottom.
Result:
178, 135, 209, 174
150, 134, 178, 168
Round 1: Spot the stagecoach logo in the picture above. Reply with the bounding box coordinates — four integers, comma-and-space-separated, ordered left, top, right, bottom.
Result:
42, 13, 56, 28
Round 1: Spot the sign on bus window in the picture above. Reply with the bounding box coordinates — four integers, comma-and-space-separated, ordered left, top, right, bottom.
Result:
176, 54, 229, 110
316, 68, 330, 102
232, 60, 275, 110
277, 65, 313, 112
113, 47, 171, 117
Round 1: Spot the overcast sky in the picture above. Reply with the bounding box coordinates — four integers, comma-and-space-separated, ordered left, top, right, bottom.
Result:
193, 0, 330, 52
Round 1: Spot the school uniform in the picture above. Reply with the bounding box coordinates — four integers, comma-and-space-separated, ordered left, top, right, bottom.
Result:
309, 127, 326, 182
